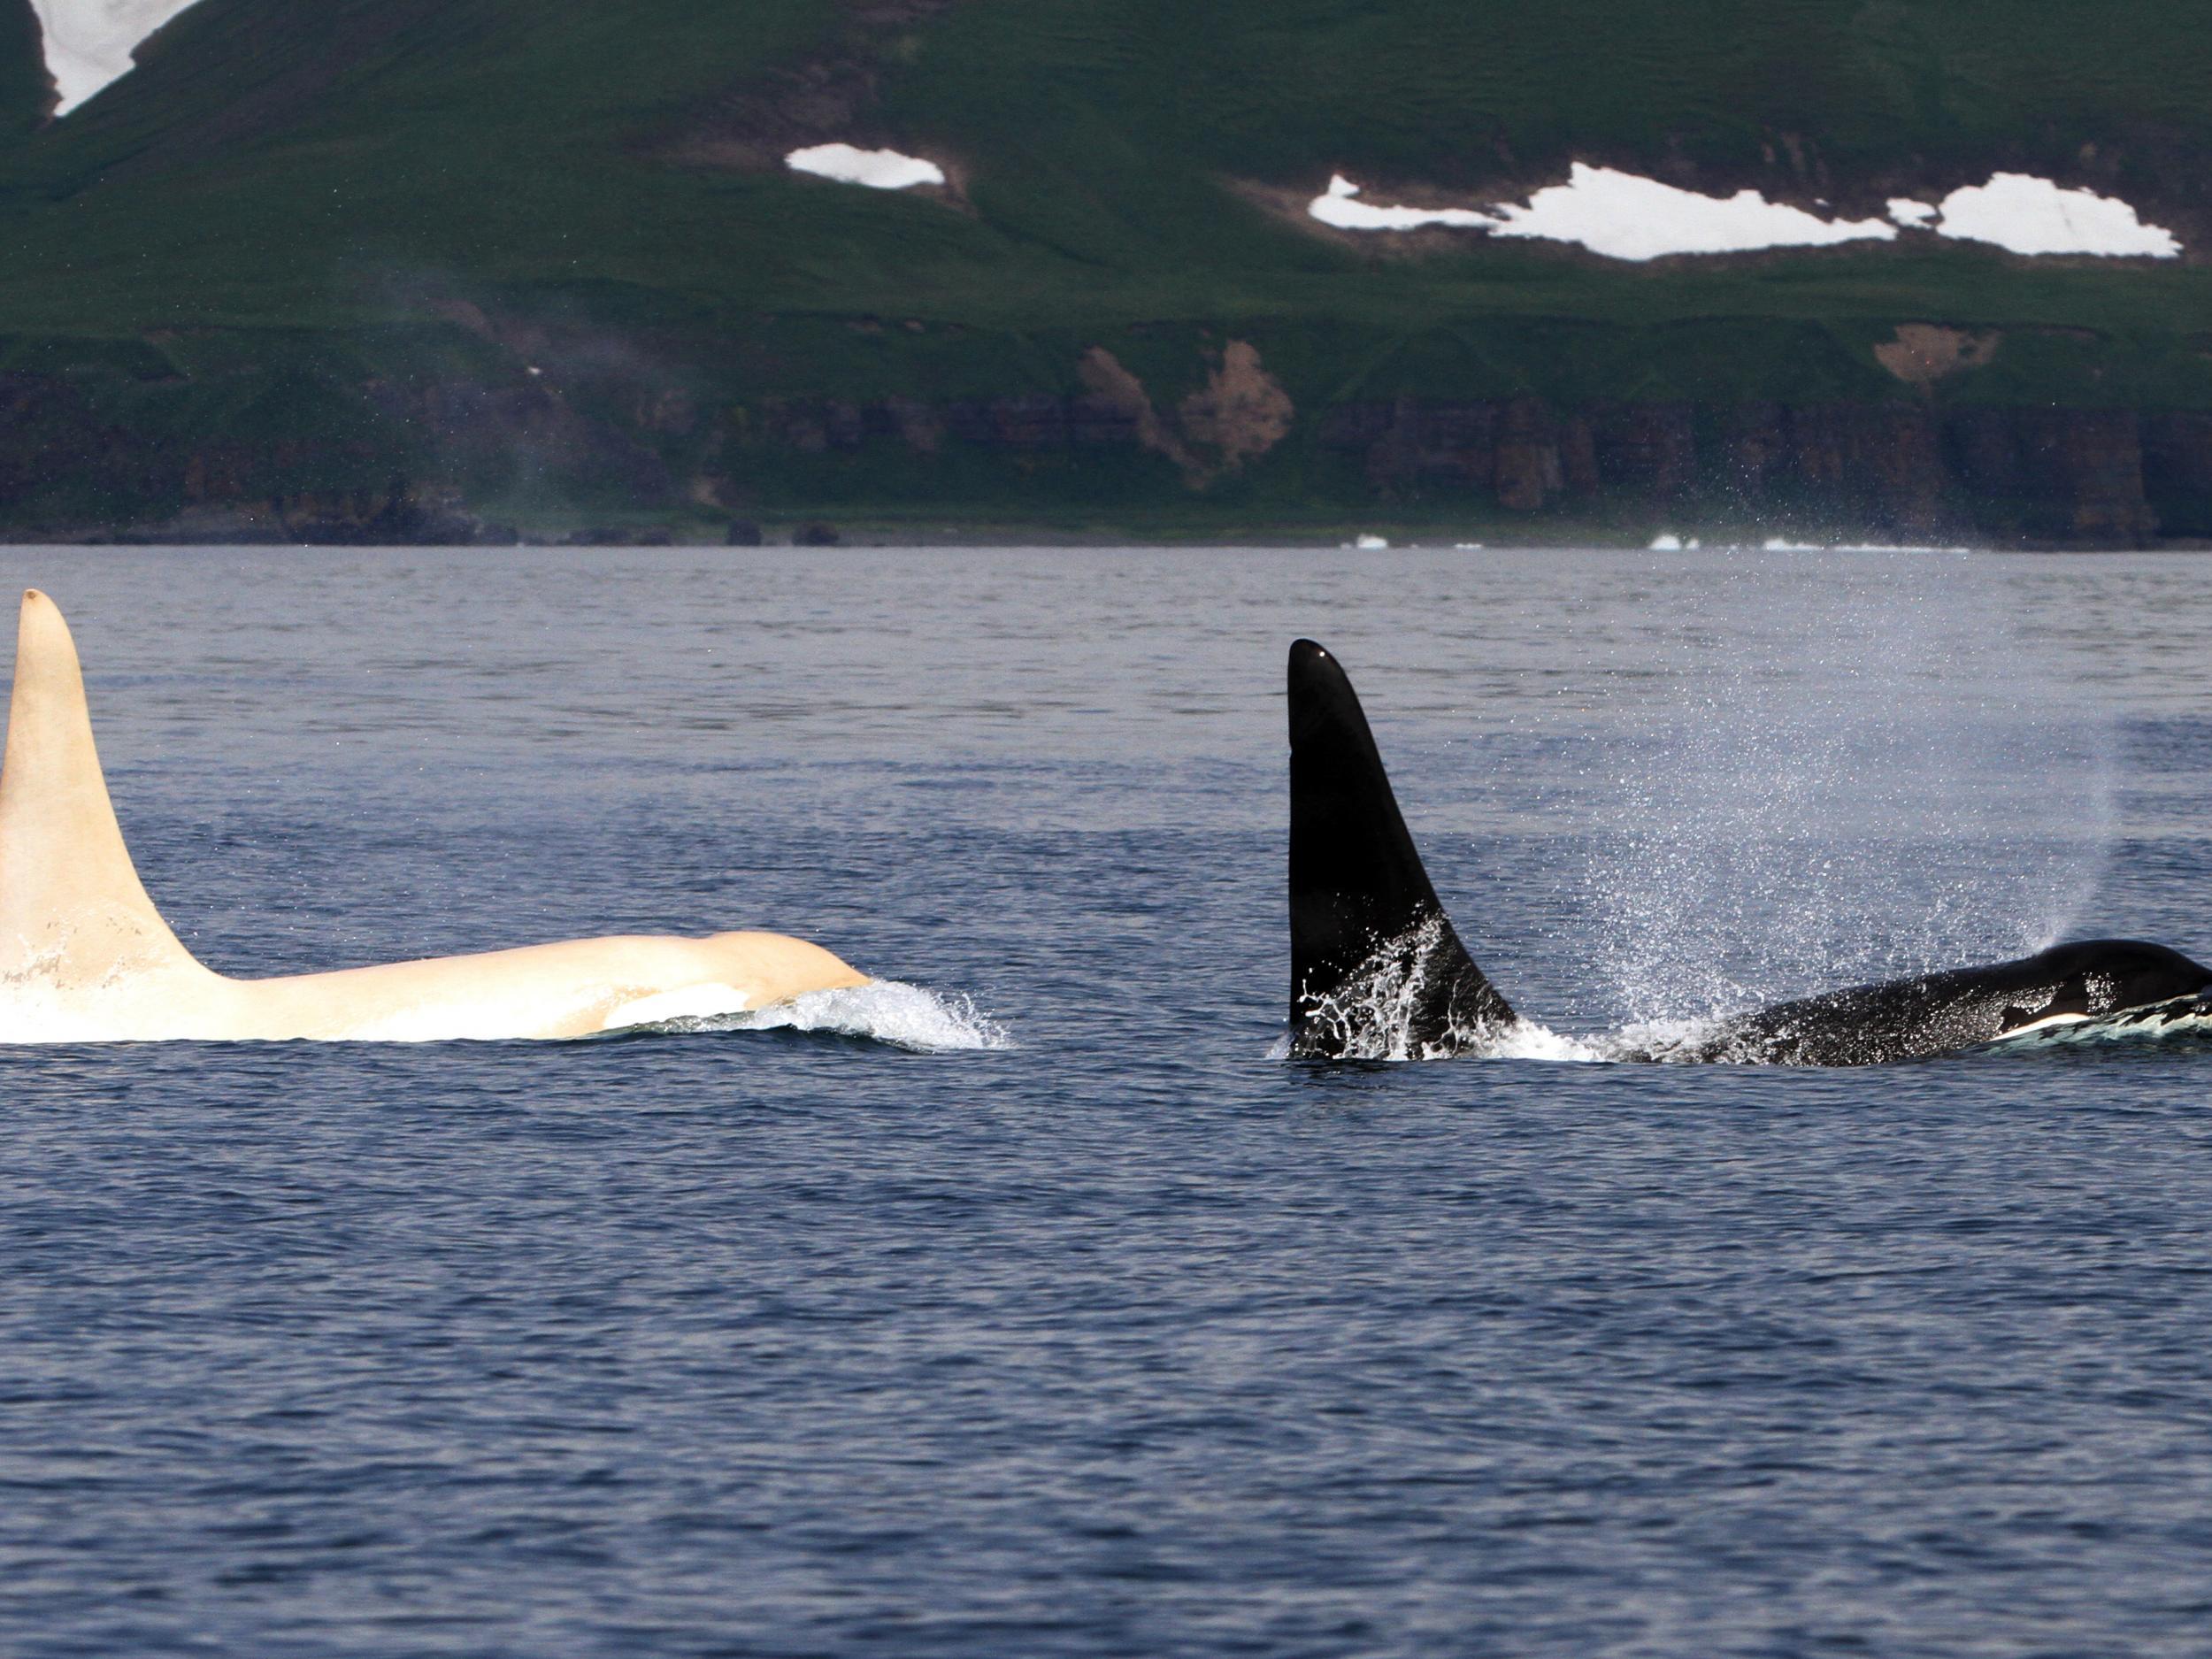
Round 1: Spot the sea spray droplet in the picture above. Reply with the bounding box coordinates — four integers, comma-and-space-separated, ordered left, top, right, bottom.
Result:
1586, 555, 2115, 1025
1287, 913, 1602, 1062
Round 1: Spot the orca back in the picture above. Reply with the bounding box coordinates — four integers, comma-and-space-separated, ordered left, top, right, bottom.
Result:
1286, 640, 1512, 1057
1643, 937, 2212, 1065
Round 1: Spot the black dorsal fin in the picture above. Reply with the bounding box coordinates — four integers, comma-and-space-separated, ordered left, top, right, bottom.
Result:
1286, 640, 1514, 1058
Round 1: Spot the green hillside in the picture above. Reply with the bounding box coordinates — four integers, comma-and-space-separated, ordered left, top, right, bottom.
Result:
0, 0, 2208, 540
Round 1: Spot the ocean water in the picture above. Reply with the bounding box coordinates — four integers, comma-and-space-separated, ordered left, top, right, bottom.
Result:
4, 544, 2212, 1656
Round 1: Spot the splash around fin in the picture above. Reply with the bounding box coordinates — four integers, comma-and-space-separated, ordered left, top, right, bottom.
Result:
0, 590, 873, 1043
1282, 637, 2212, 1066
1286, 639, 1516, 1058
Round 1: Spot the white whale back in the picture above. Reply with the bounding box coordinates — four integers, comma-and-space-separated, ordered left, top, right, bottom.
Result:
0, 590, 205, 990
0, 589, 876, 1043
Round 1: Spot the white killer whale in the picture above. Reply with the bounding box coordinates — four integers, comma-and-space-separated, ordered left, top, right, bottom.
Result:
0, 590, 871, 1042
1286, 638, 2212, 1064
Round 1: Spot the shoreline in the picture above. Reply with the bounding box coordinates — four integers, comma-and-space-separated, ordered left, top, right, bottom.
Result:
4, 526, 2208, 554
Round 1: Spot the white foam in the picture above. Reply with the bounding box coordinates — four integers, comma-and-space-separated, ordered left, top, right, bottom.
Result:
600, 984, 751, 1030
1280, 913, 1605, 1064
785, 143, 946, 191
1269, 1018, 1600, 1064
30, 0, 204, 114
1487, 1020, 1606, 1063
1920, 173, 2179, 258
1887, 197, 1939, 228
627, 979, 1011, 1053
1353, 534, 1392, 550
1594, 1016, 1731, 1064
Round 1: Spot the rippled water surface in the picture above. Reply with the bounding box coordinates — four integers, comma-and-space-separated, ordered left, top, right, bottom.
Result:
5, 545, 2212, 1656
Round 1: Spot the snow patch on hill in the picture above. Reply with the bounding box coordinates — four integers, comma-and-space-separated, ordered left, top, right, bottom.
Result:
1313, 165, 1896, 259
786, 143, 946, 190
1311, 165, 2181, 261
31, 0, 204, 114
1887, 174, 2180, 257
1490, 165, 1897, 259
1310, 176, 1493, 232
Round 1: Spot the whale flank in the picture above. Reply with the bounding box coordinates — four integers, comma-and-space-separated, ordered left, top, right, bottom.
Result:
1283, 639, 2212, 1067
0, 590, 888, 1045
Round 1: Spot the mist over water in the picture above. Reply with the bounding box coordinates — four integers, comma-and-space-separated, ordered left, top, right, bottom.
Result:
1585, 552, 2116, 1024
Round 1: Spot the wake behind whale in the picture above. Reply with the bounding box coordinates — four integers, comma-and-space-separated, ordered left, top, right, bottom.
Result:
612, 980, 1012, 1052
1286, 639, 2212, 1065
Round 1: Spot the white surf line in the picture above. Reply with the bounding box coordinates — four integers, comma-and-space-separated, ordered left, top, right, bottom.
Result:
1310, 165, 2181, 261
30, 0, 205, 114
786, 142, 946, 191
1759, 537, 1973, 554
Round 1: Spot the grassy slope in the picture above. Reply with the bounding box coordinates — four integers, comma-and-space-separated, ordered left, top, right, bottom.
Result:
0, 0, 2206, 514
902, 0, 2212, 188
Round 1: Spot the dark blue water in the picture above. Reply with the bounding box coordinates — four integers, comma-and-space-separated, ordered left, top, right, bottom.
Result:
4, 546, 2212, 1655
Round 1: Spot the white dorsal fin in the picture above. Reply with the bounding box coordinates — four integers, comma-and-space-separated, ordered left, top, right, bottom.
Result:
0, 590, 201, 984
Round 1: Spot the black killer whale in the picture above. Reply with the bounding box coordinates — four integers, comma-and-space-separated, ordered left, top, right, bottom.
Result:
1286, 638, 2212, 1065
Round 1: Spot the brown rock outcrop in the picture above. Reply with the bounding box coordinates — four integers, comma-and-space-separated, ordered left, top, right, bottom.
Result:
4, 356, 2205, 547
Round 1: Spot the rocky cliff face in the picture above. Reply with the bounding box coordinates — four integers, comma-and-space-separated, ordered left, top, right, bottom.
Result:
720, 387, 2201, 544
1312, 396, 2183, 543
3, 358, 2208, 546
